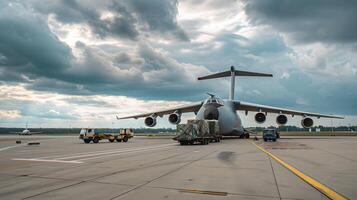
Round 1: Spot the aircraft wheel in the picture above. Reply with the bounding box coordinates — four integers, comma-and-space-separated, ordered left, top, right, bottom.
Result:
93, 137, 99, 143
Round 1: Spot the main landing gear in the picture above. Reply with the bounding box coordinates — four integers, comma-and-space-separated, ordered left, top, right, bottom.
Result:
239, 133, 250, 139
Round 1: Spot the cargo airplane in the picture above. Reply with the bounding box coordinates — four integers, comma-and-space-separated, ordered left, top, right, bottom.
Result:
116, 66, 343, 138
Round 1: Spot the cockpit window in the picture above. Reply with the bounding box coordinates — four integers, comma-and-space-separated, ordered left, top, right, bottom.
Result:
205, 97, 223, 105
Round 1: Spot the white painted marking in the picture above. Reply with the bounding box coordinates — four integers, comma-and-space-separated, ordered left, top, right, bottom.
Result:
0, 138, 55, 153
12, 158, 83, 164
0, 144, 24, 152
36, 143, 176, 159
75, 146, 174, 161
55, 144, 176, 160
12, 143, 177, 164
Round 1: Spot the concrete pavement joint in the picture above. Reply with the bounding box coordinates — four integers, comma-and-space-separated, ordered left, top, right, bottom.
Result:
110, 147, 221, 200
23, 181, 86, 200
27, 148, 199, 199
20, 146, 195, 199
250, 141, 348, 200
268, 156, 282, 200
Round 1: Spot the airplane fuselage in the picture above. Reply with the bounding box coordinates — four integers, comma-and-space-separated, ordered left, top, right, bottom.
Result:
196, 98, 244, 136
19, 129, 31, 135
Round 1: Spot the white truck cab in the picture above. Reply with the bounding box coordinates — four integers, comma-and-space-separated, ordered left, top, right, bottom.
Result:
79, 128, 95, 138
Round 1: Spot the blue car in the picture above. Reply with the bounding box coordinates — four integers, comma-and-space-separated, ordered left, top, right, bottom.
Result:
263, 129, 279, 142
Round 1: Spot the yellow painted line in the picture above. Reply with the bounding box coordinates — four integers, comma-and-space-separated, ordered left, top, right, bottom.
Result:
179, 189, 227, 196
250, 142, 347, 200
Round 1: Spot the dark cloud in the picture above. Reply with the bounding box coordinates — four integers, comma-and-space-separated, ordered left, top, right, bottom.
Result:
158, 32, 289, 71
0, 2, 72, 81
59, 42, 216, 100
0, 2, 211, 100
125, 0, 189, 41
242, 0, 357, 44
28, 0, 188, 41
278, 71, 357, 115
32, 0, 139, 40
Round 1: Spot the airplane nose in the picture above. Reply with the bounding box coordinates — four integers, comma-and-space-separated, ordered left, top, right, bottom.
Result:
204, 105, 219, 120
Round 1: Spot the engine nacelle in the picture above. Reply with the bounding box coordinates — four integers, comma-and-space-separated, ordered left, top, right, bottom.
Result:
301, 117, 314, 128
168, 112, 181, 124
144, 115, 157, 127
276, 114, 288, 125
255, 112, 266, 123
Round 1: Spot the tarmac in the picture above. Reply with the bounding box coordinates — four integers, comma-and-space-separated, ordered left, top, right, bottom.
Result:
0, 135, 356, 200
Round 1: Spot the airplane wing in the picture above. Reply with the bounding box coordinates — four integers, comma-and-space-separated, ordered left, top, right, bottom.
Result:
116, 102, 203, 119
234, 101, 344, 119
30, 132, 43, 134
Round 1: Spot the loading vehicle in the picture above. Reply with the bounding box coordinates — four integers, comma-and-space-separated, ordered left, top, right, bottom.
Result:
79, 128, 134, 143
174, 119, 221, 145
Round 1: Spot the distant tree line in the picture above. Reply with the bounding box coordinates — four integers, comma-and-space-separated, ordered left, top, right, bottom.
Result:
0, 125, 355, 135
248, 125, 356, 132
0, 127, 176, 135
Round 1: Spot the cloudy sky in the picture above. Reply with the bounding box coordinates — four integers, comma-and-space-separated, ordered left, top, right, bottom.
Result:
0, 0, 356, 128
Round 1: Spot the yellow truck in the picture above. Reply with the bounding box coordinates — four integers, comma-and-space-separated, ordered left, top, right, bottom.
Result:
79, 128, 134, 143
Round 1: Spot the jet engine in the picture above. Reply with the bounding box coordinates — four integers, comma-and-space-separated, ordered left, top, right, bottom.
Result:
255, 112, 266, 123
276, 114, 288, 125
168, 112, 181, 124
301, 117, 314, 128
144, 115, 157, 127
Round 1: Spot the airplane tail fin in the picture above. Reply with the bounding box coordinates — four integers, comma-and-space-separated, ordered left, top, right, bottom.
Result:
197, 66, 272, 100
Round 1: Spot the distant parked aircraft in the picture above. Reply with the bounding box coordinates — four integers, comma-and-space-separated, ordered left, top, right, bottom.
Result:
116, 66, 343, 138
11, 123, 42, 135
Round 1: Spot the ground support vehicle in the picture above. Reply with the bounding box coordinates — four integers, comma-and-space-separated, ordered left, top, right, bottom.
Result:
263, 129, 279, 142
174, 120, 221, 145
79, 128, 134, 143
116, 128, 134, 142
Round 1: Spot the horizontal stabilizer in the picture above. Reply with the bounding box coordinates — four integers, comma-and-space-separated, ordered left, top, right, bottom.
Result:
197, 66, 272, 100
234, 70, 273, 77
198, 67, 272, 80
